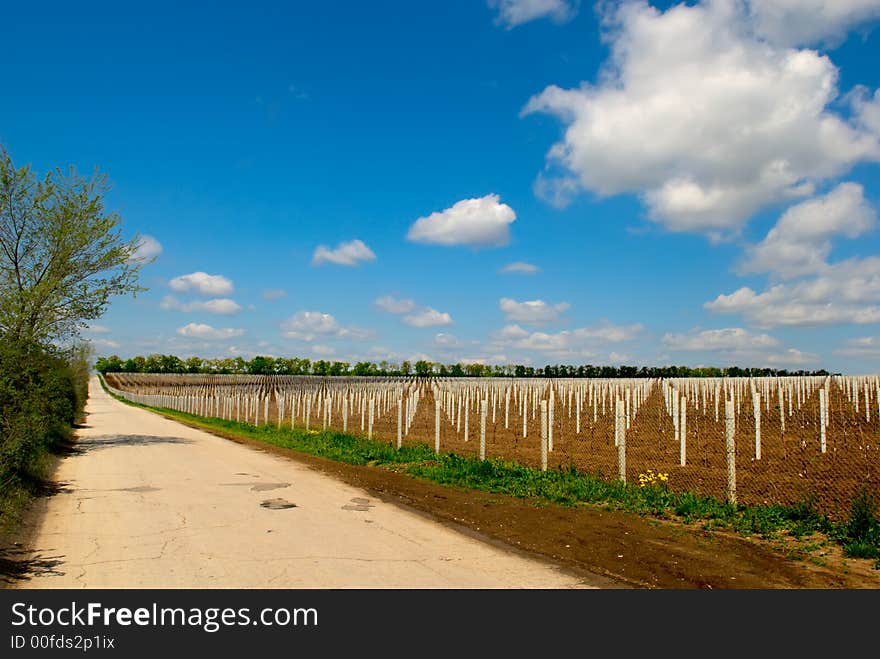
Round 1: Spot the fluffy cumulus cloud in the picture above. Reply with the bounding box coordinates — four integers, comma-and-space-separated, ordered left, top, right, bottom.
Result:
376, 296, 453, 328
663, 327, 780, 351
312, 239, 377, 266
706, 257, 880, 327
740, 183, 876, 279
747, 0, 880, 47
374, 295, 417, 314
499, 261, 540, 274
488, 0, 579, 28
160, 296, 242, 315
130, 235, 163, 263
176, 323, 245, 340
499, 297, 569, 325
280, 311, 372, 342
402, 308, 454, 328
406, 194, 516, 247
522, 0, 880, 236
490, 321, 643, 358
169, 272, 234, 296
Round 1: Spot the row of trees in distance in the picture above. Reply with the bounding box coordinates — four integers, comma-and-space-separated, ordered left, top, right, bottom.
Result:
94, 353, 831, 379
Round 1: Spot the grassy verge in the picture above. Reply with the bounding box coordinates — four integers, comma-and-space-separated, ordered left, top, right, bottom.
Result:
101, 379, 880, 567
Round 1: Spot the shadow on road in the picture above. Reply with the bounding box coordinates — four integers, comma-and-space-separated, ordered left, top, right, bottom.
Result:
0, 547, 66, 585
75, 434, 194, 451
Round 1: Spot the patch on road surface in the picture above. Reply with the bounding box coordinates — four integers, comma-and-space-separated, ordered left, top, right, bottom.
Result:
114, 486, 160, 493
250, 482, 289, 492
342, 497, 374, 512
219, 482, 289, 491
261, 498, 297, 510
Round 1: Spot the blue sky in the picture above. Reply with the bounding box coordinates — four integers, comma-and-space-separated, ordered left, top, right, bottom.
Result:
3, 0, 880, 372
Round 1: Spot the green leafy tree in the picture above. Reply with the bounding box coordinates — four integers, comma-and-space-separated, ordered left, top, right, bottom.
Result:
95, 354, 124, 373
0, 147, 146, 344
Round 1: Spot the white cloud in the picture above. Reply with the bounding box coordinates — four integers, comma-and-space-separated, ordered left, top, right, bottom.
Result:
176, 323, 245, 340
433, 333, 462, 348
169, 272, 234, 296
740, 183, 876, 279
89, 337, 120, 349
262, 288, 287, 301
663, 327, 781, 351
312, 239, 377, 266
706, 256, 880, 327
402, 308, 454, 328
662, 327, 818, 367
406, 194, 516, 247
493, 324, 531, 340
281, 311, 372, 342
522, 0, 880, 236
491, 321, 643, 358
835, 336, 880, 357
747, 0, 880, 47
160, 296, 242, 315
311, 344, 336, 356
131, 235, 163, 263
852, 86, 880, 135
499, 297, 570, 325
764, 348, 820, 366
374, 295, 417, 314
488, 0, 579, 28
83, 323, 111, 334
499, 261, 540, 274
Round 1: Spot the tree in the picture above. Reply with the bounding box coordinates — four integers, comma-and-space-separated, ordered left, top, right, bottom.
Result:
414, 360, 432, 377
0, 147, 146, 344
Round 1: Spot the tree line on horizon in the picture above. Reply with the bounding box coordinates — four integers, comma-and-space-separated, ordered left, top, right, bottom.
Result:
94, 353, 832, 379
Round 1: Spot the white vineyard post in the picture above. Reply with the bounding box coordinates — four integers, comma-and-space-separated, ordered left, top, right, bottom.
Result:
680, 395, 687, 466
264, 397, 268, 426
434, 397, 441, 455
305, 398, 311, 430
548, 388, 554, 452
672, 392, 679, 444
397, 398, 403, 449
778, 386, 784, 434
464, 396, 469, 442
754, 392, 761, 460
368, 397, 374, 440
540, 400, 548, 472
725, 398, 736, 505
617, 397, 626, 484
343, 394, 349, 432
819, 387, 827, 453
480, 399, 487, 461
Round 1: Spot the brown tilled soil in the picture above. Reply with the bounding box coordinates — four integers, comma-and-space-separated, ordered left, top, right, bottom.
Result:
152, 412, 880, 590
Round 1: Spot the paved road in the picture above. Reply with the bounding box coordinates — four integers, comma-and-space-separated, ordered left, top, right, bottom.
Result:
18, 377, 597, 588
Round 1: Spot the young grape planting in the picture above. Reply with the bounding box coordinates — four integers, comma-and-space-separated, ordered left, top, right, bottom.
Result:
103, 372, 880, 521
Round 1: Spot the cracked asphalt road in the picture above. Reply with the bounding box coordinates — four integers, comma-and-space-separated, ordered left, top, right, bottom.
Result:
17, 377, 599, 588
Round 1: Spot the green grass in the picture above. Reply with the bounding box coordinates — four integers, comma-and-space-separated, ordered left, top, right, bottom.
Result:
99, 377, 880, 567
